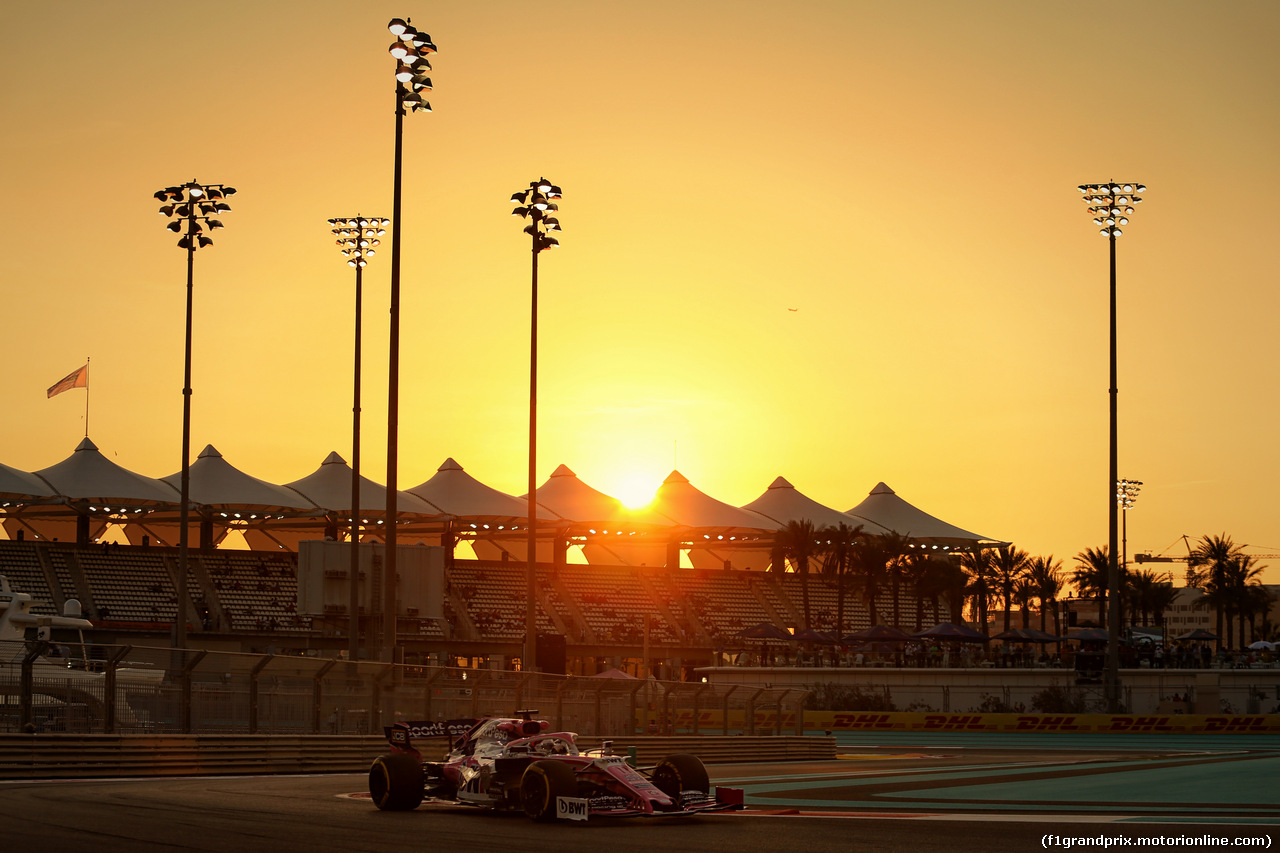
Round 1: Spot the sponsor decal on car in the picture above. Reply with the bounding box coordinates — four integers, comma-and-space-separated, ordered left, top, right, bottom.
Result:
557, 796, 589, 821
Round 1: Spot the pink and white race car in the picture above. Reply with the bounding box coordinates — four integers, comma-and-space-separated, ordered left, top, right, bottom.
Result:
369, 710, 743, 821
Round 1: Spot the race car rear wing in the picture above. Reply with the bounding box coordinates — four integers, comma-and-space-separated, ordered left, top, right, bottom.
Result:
383, 719, 478, 752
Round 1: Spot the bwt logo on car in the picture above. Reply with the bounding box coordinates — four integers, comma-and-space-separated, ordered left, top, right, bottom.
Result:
556, 797, 589, 821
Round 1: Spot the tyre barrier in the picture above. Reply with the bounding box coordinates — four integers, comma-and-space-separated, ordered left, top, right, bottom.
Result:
0, 733, 836, 780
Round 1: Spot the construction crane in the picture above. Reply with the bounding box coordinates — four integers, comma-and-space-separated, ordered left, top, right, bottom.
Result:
1134, 535, 1280, 564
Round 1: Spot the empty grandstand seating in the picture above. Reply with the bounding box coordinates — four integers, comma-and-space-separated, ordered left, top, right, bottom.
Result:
0, 542, 56, 615
196, 550, 309, 633
0, 540, 937, 659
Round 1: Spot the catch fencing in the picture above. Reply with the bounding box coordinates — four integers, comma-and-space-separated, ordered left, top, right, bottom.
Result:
0, 640, 807, 736
6, 640, 1277, 736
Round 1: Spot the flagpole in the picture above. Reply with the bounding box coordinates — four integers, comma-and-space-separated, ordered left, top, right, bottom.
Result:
84, 357, 90, 437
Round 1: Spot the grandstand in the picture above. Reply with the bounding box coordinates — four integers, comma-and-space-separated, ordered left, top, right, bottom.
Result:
0, 539, 927, 672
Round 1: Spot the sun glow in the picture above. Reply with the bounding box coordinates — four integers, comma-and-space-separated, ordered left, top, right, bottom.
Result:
611, 472, 660, 509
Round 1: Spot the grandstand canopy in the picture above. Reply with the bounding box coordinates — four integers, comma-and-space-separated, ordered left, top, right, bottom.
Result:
741, 476, 890, 533
533, 464, 672, 531
846, 482, 1002, 548
650, 471, 776, 536
0, 460, 60, 502
162, 445, 322, 517
34, 437, 180, 508
531, 464, 623, 523
409, 458, 560, 529
286, 451, 441, 517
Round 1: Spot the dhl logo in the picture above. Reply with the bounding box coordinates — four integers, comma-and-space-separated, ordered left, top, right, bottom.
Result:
1203, 716, 1280, 732
921, 715, 989, 730
1103, 716, 1178, 732
830, 713, 895, 729
1014, 715, 1083, 731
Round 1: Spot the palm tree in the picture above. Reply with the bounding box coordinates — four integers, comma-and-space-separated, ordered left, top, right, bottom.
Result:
818, 521, 863, 637
776, 519, 820, 630
907, 555, 952, 630
1025, 555, 1064, 634
1146, 576, 1179, 639
937, 558, 970, 623
1186, 533, 1243, 588
1012, 577, 1037, 629
882, 533, 911, 630
1220, 554, 1263, 647
991, 546, 1031, 633
1186, 534, 1247, 644
959, 549, 995, 634
1125, 568, 1169, 627
850, 534, 894, 627
1072, 546, 1110, 627
1240, 582, 1275, 644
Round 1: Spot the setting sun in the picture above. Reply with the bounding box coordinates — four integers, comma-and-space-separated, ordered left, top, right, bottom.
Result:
610, 472, 660, 510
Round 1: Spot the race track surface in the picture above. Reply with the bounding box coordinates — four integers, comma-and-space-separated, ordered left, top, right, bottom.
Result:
1, 733, 1274, 853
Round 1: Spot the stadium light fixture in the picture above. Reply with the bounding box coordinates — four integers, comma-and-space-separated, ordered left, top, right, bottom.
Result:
155, 179, 234, 721
510, 178, 563, 672
327, 215, 390, 664
1077, 180, 1147, 713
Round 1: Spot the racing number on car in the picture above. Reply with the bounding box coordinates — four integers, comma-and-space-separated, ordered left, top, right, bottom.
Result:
556, 797, 589, 821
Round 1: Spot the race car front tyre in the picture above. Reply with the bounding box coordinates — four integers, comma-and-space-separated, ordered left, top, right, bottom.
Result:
521, 759, 577, 821
652, 753, 710, 805
369, 752, 425, 811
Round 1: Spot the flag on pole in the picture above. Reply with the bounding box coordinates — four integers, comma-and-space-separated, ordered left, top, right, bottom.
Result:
47, 364, 89, 398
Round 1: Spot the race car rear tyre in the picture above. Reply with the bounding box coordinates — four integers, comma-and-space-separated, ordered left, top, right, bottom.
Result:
652, 753, 710, 805
369, 752, 425, 811
521, 759, 577, 821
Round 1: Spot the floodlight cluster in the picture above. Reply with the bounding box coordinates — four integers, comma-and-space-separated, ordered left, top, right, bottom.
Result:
387, 17, 436, 113
510, 178, 563, 252
1078, 182, 1146, 237
1116, 478, 1143, 509
154, 182, 235, 249
328, 216, 390, 268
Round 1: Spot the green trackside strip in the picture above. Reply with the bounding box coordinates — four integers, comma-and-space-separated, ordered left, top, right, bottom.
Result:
729, 754, 1238, 791
875, 754, 1280, 806
726, 754, 1280, 818
821, 730, 1280, 752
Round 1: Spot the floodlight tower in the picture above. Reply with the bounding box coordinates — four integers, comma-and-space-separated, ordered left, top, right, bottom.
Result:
1116, 477, 1142, 628
510, 178, 562, 672
155, 180, 235, 657
1077, 181, 1147, 712
383, 17, 435, 663
327, 215, 390, 662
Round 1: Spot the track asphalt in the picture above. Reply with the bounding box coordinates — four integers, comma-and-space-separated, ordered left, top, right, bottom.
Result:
0, 731, 1273, 852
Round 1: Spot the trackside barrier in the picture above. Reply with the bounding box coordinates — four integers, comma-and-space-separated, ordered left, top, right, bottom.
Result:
801, 711, 1280, 734
0, 733, 836, 780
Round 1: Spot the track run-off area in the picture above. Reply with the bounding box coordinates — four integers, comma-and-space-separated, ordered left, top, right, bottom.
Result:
0, 732, 1274, 853
723, 731, 1279, 825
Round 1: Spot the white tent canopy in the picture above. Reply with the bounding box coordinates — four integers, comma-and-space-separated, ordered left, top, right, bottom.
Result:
163, 445, 321, 516
742, 476, 891, 533
409, 458, 560, 526
846, 482, 1001, 547
287, 451, 441, 517
532, 464, 626, 524
34, 437, 180, 507
0, 460, 60, 502
650, 471, 776, 535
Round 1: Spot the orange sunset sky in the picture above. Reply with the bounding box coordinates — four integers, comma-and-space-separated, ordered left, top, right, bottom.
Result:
3, 2, 1279, 581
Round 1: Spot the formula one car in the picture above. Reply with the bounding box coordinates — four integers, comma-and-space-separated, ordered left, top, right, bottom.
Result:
368, 710, 743, 820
